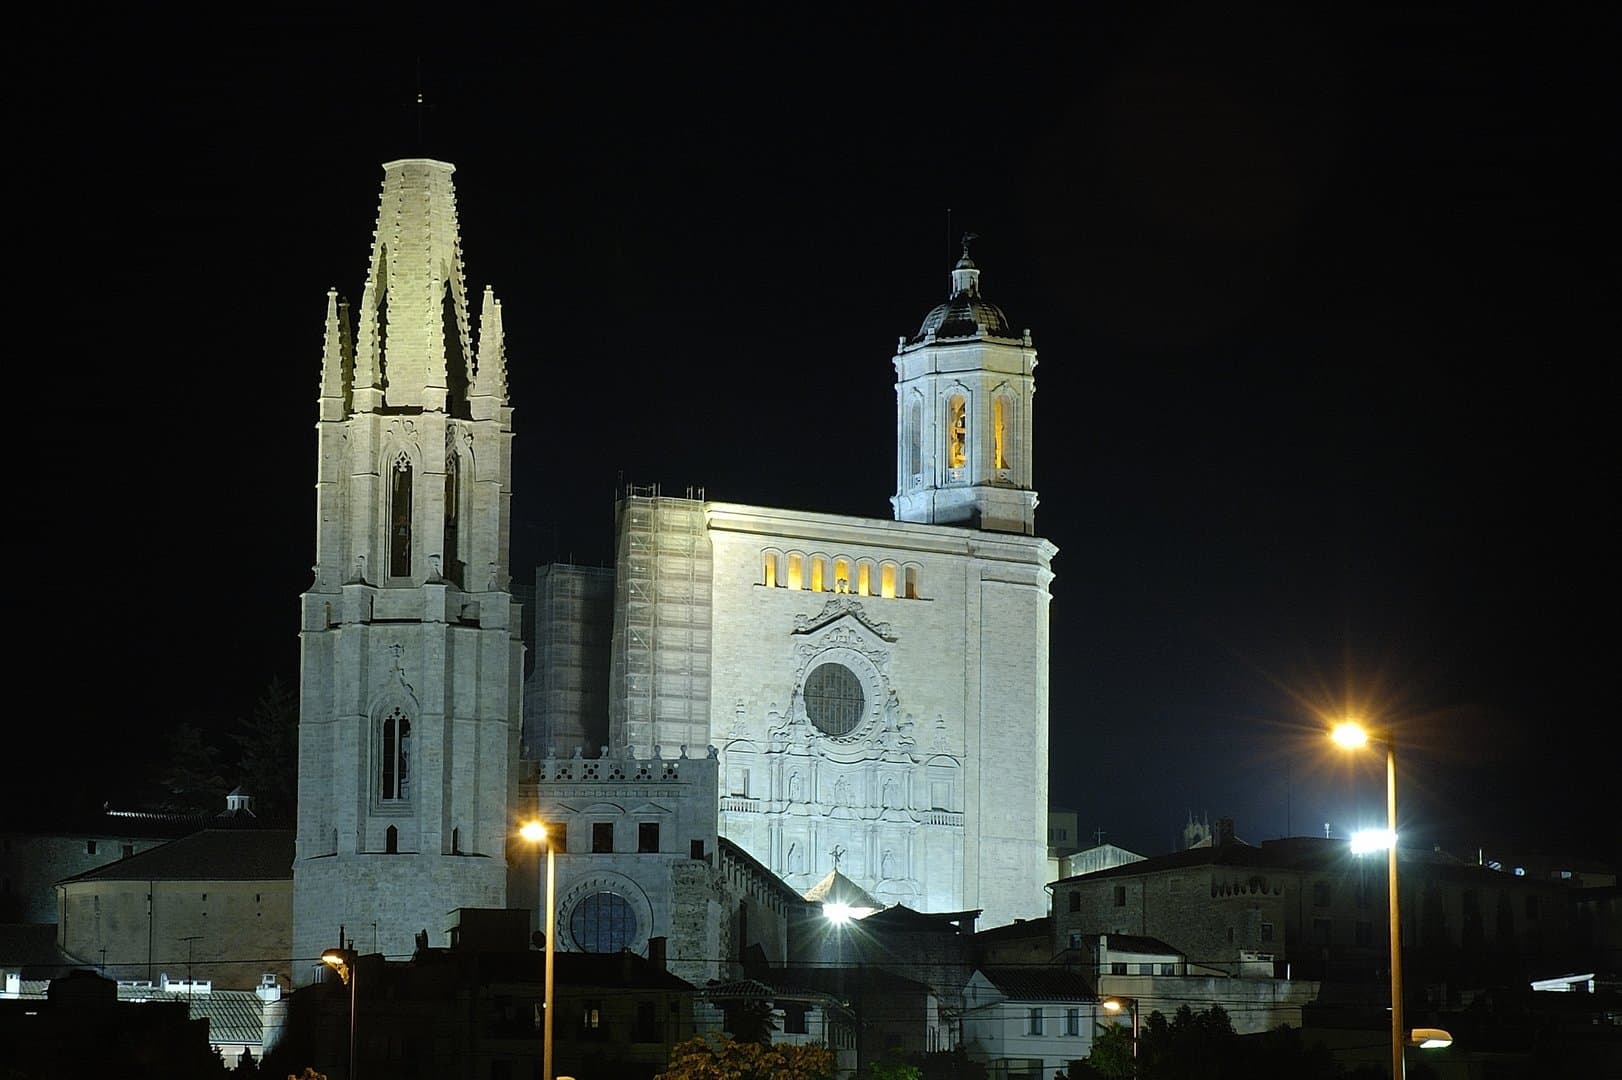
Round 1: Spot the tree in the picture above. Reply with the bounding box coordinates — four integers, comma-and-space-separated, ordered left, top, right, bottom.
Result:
724, 998, 779, 1045
231, 676, 299, 818
153, 721, 230, 814
1082, 1021, 1135, 1078
866, 1053, 922, 1080
656, 1033, 836, 1080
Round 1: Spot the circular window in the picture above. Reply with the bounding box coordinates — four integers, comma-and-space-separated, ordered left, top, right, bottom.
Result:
804, 662, 865, 736
570, 891, 637, 953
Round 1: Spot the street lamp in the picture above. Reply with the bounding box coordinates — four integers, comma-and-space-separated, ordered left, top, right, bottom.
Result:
320, 946, 357, 1080
1331, 720, 1405, 1080
1100, 996, 1138, 1070
520, 820, 556, 1080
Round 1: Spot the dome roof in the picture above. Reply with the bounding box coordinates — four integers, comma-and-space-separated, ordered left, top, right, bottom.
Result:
907, 242, 1022, 345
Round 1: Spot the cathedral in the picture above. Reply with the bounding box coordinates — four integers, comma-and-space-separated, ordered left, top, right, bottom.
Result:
293, 159, 1056, 979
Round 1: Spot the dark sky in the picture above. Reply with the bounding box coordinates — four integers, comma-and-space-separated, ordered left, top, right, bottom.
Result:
20, 7, 1617, 865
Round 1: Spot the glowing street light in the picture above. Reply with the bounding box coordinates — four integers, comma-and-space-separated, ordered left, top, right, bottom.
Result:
520, 820, 557, 1080
1100, 996, 1139, 1070
320, 946, 357, 1080
1332, 719, 1405, 1080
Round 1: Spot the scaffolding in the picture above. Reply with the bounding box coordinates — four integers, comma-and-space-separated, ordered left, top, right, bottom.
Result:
609, 483, 713, 758
521, 563, 614, 760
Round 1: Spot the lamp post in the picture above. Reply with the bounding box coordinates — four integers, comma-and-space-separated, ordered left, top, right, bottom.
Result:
320, 946, 357, 1080
1332, 721, 1404, 1080
1100, 996, 1138, 1072
521, 820, 556, 1080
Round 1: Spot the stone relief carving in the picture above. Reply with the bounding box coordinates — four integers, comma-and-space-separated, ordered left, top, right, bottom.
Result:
791, 597, 897, 641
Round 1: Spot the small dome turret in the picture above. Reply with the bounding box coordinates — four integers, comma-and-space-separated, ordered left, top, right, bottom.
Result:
909, 234, 1021, 344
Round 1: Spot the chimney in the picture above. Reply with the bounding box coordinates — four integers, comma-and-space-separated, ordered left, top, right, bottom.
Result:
648, 936, 667, 971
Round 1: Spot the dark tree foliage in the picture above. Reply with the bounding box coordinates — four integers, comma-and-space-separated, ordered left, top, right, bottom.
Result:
724, 998, 779, 1045
152, 721, 231, 814
1085, 1005, 1343, 1080
230, 675, 299, 818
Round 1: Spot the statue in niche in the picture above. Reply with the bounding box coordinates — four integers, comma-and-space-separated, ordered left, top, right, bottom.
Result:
833, 777, 850, 807
788, 772, 803, 803
786, 841, 803, 874
882, 848, 895, 880
882, 777, 899, 808
883, 690, 901, 731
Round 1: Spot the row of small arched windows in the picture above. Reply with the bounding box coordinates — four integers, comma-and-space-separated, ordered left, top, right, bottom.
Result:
761, 550, 920, 599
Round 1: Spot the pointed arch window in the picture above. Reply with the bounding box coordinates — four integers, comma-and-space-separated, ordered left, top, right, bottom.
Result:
907, 398, 922, 485
947, 395, 967, 470
994, 396, 1011, 471
380, 706, 412, 802
442, 450, 463, 586
390, 453, 413, 577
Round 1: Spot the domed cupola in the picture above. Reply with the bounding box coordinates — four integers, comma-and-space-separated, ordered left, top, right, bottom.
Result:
891, 234, 1040, 535
908, 238, 1022, 345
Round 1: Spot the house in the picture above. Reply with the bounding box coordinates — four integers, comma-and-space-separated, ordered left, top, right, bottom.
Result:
961, 965, 1098, 1080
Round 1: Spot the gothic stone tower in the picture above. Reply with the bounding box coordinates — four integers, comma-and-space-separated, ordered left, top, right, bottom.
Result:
293, 159, 521, 979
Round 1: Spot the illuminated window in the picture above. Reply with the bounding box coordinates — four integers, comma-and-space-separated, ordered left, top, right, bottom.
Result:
833, 558, 851, 593
904, 566, 919, 599
810, 556, 825, 592
390, 453, 413, 576
762, 553, 777, 588
880, 562, 897, 599
857, 562, 872, 596
572, 892, 636, 953
787, 554, 804, 591
994, 396, 1011, 470
804, 663, 865, 736
947, 395, 967, 469
380, 706, 411, 801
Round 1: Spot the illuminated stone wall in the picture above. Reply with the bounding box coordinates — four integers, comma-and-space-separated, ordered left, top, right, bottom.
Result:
702, 503, 1055, 930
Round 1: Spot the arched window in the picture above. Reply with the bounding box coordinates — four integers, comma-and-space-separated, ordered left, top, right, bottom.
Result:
947, 395, 967, 469
880, 562, 897, 599
786, 554, 804, 591
442, 452, 462, 585
833, 558, 851, 594
907, 398, 922, 483
904, 566, 919, 600
857, 562, 872, 597
390, 453, 413, 577
762, 552, 778, 588
385, 825, 399, 854
810, 557, 826, 593
380, 706, 411, 801
994, 396, 1011, 470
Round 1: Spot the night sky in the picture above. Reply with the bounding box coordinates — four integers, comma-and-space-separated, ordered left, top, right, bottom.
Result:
20, 7, 1617, 867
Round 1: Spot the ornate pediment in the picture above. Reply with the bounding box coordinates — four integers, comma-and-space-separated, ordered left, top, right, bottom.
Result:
791, 597, 897, 642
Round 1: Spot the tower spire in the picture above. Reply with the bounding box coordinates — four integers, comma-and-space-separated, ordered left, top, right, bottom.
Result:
318, 288, 352, 420
471, 284, 507, 415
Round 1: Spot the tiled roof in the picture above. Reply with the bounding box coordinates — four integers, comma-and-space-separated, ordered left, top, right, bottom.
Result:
976, 965, 1095, 1003
1103, 934, 1181, 957
860, 904, 980, 933
59, 829, 293, 884
974, 916, 1051, 942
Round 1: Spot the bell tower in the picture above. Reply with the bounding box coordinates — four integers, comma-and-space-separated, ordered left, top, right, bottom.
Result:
293, 159, 521, 979
892, 238, 1039, 535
